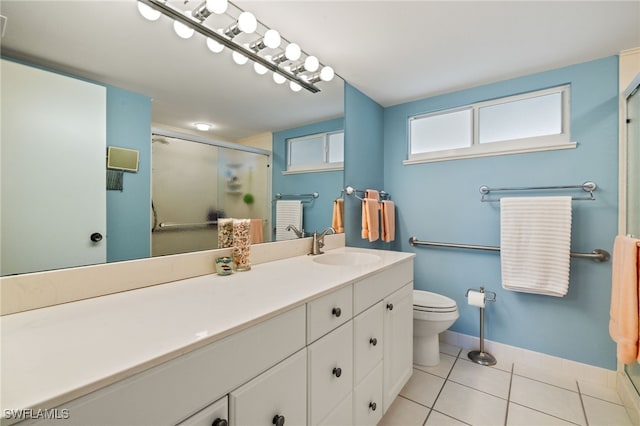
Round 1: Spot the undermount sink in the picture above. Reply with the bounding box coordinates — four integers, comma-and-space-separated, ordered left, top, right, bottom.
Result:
312, 252, 382, 266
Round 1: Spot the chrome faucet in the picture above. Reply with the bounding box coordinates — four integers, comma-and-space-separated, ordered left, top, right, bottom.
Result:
285, 224, 304, 238
311, 227, 335, 255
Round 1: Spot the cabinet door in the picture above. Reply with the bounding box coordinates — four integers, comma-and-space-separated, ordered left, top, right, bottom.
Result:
229, 349, 307, 426
353, 363, 383, 426
317, 393, 353, 426
308, 321, 354, 425
353, 302, 383, 385
176, 396, 227, 426
382, 282, 413, 413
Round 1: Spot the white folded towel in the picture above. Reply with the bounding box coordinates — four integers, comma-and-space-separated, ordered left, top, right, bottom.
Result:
275, 200, 303, 241
500, 196, 572, 297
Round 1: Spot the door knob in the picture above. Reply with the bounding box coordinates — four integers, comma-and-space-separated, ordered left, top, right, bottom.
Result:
90, 232, 103, 242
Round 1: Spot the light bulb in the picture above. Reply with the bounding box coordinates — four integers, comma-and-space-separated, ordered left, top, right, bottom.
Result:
173, 12, 194, 39
195, 123, 211, 131
285, 43, 301, 61
263, 29, 281, 49
320, 66, 335, 82
232, 51, 248, 65
206, 37, 224, 53
137, 2, 161, 21
254, 62, 268, 75
290, 81, 302, 92
304, 56, 319, 72
273, 73, 286, 85
206, 0, 228, 14
237, 11, 257, 34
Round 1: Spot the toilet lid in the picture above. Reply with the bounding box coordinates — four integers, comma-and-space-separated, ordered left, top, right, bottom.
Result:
413, 290, 457, 312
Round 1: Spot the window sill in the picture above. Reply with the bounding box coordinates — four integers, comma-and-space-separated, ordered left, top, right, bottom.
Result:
282, 165, 344, 175
403, 140, 577, 165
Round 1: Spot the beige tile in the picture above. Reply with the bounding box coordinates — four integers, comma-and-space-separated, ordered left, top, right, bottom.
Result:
514, 362, 578, 392
577, 380, 623, 405
460, 348, 512, 373
510, 375, 585, 425
414, 353, 457, 379
434, 381, 507, 426
449, 358, 511, 399
507, 403, 577, 426
582, 395, 633, 426
400, 369, 446, 408
378, 396, 430, 426
425, 410, 467, 425
439, 342, 462, 357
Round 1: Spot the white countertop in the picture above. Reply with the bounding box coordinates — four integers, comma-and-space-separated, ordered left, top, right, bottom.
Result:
0, 247, 413, 414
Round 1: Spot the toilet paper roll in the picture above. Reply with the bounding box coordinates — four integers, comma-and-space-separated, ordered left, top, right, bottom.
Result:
467, 290, 486, 308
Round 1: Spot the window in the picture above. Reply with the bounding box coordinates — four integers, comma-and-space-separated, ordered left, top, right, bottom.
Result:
406, 85, 574, 164
286, 131, 344, 173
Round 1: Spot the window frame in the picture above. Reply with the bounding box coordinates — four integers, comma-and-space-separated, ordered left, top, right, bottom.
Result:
285, 130, 344, 174
405, 85, 575, 164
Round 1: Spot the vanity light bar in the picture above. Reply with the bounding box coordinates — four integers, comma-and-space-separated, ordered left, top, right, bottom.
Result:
139, 0, 322, 94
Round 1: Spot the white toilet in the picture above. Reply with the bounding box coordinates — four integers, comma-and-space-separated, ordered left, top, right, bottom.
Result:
413, 290, 459, 366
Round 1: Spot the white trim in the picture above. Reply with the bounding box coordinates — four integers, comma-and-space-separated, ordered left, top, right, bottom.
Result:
403, 140, 576, 165
282, 164, 343, 175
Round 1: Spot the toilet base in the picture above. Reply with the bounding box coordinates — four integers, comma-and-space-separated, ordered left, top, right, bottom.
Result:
413, 334, 441, 366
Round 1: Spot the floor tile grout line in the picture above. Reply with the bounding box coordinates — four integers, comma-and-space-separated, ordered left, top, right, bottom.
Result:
429, 408, 474, 426
504, 362, 514, 426
422, 347, 462, 425
576, 381, 590, 426
508, 401, 584, 426
511, 371, 580, 394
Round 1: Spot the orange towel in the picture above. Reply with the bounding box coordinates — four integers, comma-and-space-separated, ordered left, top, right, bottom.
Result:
361, 189, 380, 242
249, 218, 264, 244
332, 199, 344, 233
381, 200, 395, 242
609, 235, 640, 364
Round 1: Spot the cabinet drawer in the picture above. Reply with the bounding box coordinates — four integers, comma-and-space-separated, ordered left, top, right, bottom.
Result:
55, 306, 306, 426
353, 260, 413, 315
353, 302, 383, 385
308, 321, 354, 425
229, 349, 307, 426
307, 284, 352, 344
317, 393, 352, 426
176, 396, 228, 426
353, 363, 383, 426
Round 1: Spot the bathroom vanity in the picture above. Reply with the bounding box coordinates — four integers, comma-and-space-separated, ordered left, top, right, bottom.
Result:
0, 247, 414, 426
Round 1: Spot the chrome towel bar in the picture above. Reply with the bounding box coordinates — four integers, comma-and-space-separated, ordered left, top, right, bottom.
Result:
479, 181, 597, 202
408, 237, 610, 263
273, 192, 319, 204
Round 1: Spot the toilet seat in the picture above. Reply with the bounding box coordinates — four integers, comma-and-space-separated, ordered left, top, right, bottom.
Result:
413, 290, 458, 313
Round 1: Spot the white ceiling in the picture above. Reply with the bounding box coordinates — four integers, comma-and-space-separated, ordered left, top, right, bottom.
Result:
2, 1, 639, 141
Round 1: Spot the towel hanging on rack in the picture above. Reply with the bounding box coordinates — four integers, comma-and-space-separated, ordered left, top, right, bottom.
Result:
361, 189, 380, 242
500, 196, 572, 297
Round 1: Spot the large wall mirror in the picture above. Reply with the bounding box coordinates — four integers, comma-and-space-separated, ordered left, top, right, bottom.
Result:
0, 1, 344, 276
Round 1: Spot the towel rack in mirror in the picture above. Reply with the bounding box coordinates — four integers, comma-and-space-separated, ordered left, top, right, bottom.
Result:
408, 237, 610, 263
479, 181, 597, 202
273, 192, 319, 203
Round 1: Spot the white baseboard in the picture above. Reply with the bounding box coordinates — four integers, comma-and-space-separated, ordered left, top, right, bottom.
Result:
440, 330, 617, 388
617, 369, 640, 424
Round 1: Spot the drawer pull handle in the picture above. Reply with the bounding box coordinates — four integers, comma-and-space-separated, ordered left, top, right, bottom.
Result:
332, 367, 342, 378
332, 307, 342, 317
369, 402, 377, 411
212, 419, 228, 426
272, 415, 285, 426
369, 337, 378, 346
387, 303, 394, 311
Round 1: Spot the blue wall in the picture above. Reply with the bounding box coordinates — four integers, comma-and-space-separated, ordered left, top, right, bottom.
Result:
381, 56, 619, 369
344, 83, 386, 249
106, 86, 151, 262
272, 117, 344, 235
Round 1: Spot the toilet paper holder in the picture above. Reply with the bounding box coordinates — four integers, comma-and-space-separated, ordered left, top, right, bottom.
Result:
465, 287, 497, 303
465, 286, 497, 366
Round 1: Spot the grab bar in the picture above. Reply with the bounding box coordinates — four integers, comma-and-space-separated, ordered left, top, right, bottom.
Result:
408, 237, 610, 263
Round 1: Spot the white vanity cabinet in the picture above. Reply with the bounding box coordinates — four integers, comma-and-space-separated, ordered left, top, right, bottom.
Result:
176, 397, 228, 426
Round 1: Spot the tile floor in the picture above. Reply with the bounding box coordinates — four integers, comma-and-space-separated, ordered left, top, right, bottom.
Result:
378, 343, 633, 426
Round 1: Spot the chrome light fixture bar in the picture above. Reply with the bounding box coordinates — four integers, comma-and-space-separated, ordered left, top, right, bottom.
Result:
139, 0, 322, 93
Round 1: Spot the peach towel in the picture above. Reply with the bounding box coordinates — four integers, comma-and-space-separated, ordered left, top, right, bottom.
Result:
249, 218, 264, 244
361, 189, 380, 242
609, 235, 640, 364
332, 199, 344, 233
381, 200, 395, 242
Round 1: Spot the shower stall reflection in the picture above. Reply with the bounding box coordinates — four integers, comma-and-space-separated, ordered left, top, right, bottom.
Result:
151, 134, 271, 257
